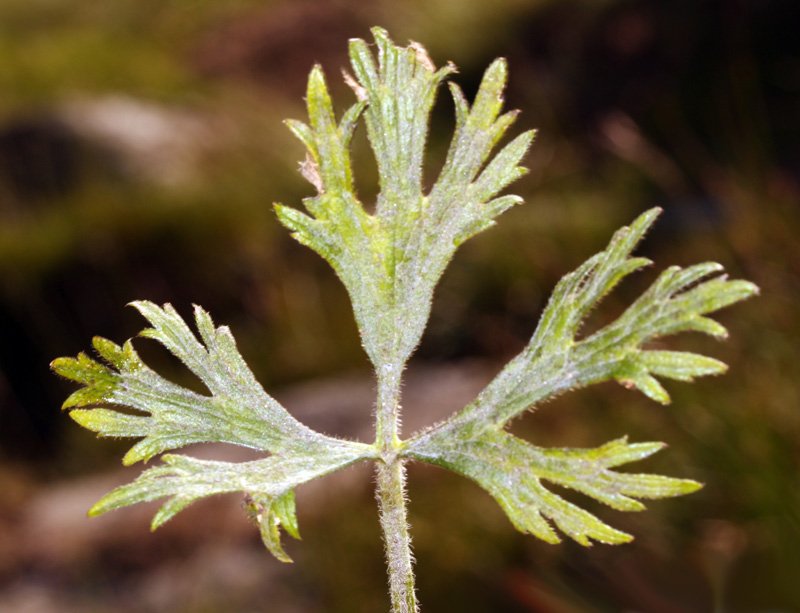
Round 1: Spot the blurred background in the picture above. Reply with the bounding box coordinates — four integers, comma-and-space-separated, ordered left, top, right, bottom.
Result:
0, 0, 798, 611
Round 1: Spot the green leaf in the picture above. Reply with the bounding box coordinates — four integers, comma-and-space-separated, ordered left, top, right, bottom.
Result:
53, 301, 346, 464
408, 208, 757, 544
410, 431, 700, 546
245, 491, 300, 563
53, 301, 374, 561
276, 27, 533, 368
53, 28, 759, 578
637, 350, 728, 382
90, 445, 364, 562
422, 208, 758, 432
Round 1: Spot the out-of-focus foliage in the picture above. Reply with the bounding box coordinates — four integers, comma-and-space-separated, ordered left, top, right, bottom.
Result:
1, 0, 798, 611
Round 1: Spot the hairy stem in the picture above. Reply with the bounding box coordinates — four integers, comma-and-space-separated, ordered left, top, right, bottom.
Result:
376, 458, 417, 613
375, 362, 403, 447
375, 364, 418, 612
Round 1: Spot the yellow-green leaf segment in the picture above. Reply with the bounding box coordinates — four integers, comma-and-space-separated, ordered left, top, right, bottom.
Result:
52, 28, 758, 613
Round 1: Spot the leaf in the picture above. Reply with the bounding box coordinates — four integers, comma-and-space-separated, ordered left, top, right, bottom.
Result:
91, 445, 364, 563
53, 301, 342, 463
53, 301, 374, 560
408, 208, 757, 544
410, 432, 700, 546
276, 27, 533, 367
245, 491, 300, 563
425, 208, 758, 432
53, 29, 759, 574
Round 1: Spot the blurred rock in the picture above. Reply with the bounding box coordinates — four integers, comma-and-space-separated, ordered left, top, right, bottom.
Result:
0, 97, 222, 205
59, 96, 221, 188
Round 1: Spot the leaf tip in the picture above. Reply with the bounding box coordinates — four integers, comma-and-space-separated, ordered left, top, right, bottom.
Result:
308, 63, 325, 84
121, 448, 144, 466
486, 56, 508, 81
50, 356, 73, 380
68, 408, 94, 428
60, 398, 74, 412
610, 532, 635, 545
678, 479, 704, 495
370, 25, 390, 43
87, 497, 109, 518
629, 206, 662, 237
739, 280, 760, 299
618, 373, 671, 405
127, 299, 156, 313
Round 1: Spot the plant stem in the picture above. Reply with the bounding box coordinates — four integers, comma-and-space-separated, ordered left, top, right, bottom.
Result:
376, 362, 402, 446
375, 363, 418, 612
376, 458, 418, 613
